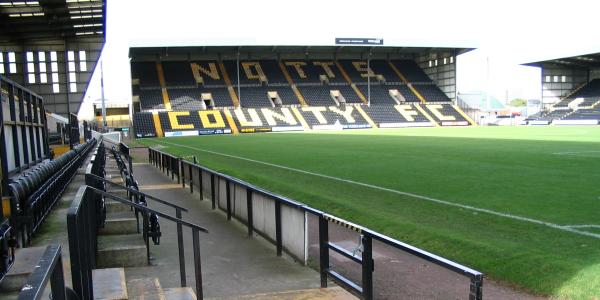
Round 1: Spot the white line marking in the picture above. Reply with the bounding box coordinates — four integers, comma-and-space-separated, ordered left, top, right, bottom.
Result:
154, 139, 600, 240
564, 225, 600, 229
553, 150, 600, 156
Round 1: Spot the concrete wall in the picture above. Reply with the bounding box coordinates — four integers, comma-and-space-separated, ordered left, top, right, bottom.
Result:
179, 160, 308, 263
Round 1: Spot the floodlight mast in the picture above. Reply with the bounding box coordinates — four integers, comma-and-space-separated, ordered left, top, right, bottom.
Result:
367, 50, 371, 106
100, 58, 106, 132
237, 51, 241, 108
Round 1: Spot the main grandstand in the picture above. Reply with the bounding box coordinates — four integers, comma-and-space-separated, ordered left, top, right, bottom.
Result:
524, 52, 600, 125
130, 46, 476, 138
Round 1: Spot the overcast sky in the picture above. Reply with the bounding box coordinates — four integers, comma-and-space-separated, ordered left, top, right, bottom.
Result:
79, 0, 600, 119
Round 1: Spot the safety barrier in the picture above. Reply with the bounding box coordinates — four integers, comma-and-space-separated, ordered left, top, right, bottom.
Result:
16, 244, 69, 300
68, 141, 208, 300
149, 147, 483, 300
0, 219, 15, 283
6, 138, 96, 246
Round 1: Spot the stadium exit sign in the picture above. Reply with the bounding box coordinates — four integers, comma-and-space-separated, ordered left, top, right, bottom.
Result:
335, 38, 383, 45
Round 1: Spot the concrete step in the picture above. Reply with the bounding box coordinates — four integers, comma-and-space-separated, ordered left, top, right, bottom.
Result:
104, 189, 131, 203
126, 277, 159, 299
127, 277, 196, 300
106, 199, 134, 214
163, 287, 197, 300
97, 234, 147, 268
209, 287, 354, 300
93, 268, 128, 300
107, 175, 124, 184
100, 211, 138, 235
0, 246, 46, 292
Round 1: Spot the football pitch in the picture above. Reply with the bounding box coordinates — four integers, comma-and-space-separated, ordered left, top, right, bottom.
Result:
139, 126, 600, 299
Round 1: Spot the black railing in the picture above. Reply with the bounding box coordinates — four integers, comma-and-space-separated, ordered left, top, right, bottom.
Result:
68, 142, 209, 300
7, 138, 96, 246
149, 147, 483, 300
86, 173, 189, 266
17, 244, 67, 300
68, 185, 209, 300
0, 219, 15, 283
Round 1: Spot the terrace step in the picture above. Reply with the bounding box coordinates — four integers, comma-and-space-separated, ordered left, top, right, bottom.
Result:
163, 287, 197, 300
97, 234, 147, 268
93, 268, 128, 300
108, 175, 124, 184
209, 287, 352, 300
100, 211, 138, 235
106, 199, 134, 213
0, 246, 46, 292
127, 277, 196, 300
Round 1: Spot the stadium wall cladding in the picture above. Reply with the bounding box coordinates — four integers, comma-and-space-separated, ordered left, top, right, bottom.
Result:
134, 103, 472, 138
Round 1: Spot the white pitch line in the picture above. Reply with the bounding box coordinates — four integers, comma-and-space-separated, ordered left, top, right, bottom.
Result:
564, 225, 600, 229
154, 139, 600, 240
553, 150, 600, 155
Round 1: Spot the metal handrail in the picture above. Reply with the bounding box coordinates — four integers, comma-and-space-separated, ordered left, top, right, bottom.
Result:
149, 147, 484, 299
85, 186, 207, 298
87, 186, 204, 231
17, 244, 66, 300
86, 173, 188, 212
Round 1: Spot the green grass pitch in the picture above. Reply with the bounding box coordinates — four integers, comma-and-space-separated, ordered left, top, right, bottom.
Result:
139, 126, 600, 299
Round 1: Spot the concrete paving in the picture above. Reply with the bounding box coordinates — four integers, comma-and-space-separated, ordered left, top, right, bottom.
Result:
125, 162, 329, 298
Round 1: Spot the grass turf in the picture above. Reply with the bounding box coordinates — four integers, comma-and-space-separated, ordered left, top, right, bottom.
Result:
139, 126, 600, 299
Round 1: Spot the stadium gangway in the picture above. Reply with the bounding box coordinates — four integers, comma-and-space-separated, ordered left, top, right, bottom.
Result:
148, 147, 484, 300
85, 173, 190, 265
68, 185, 209, 300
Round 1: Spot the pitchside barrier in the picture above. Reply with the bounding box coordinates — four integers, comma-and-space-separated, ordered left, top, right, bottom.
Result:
148, 148, 483, 300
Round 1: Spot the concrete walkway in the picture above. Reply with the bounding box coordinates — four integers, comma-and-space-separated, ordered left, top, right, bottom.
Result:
126, 161, 334, 298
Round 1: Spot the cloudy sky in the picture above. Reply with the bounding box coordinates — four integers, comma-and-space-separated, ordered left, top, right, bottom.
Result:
79, 0, 600, 119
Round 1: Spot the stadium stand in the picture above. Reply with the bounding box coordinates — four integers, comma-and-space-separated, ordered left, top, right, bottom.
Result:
568, 79, 600, 99
362, 104, 432, 126
421, 104, 470, 125
550, 79, 600, 108
357, 84, 398, 104
540, 109, 573, 121
138, 89, 164, 110
391, 60, 433, 83
564, 108, 600, 120
388, 84, 422, 102
162, 61, 196, 87
297, 85, 338, 106
131, 57, 474, 136
190, 61, 227, 85
414, 84, 452, 102
283, 60, 347, 84
132, 62, 161, 88
133, 113, 158, 137
526, 79, 600, 124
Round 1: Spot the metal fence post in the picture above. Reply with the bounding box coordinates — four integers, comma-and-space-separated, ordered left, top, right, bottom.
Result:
470, 274, 483, 300
361, 234, 374, 300
318, 215, 329, 288
246, 189, 253, 236
275, 201, 282, 256
210, 174, 216, 209
192, 228, 204, 300
199, 167, 203, 201
178, 158, 182, 185
171, 157, 175, 180
226, 181, 231, 220
176, 208, 187, 288
189, 160, 193, 193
